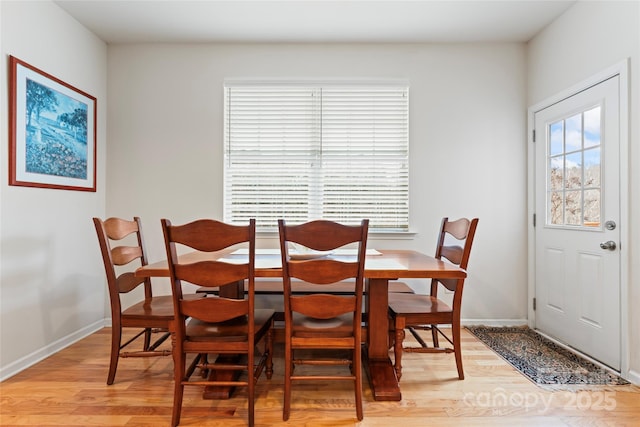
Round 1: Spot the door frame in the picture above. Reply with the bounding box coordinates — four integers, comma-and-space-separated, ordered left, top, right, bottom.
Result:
527, 59, 630, 378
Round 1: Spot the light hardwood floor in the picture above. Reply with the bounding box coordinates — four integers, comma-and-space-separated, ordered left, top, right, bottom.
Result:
1, 328, 638, 426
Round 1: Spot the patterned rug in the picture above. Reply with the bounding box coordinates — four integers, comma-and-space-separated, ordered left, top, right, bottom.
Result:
467, 326, 629, 388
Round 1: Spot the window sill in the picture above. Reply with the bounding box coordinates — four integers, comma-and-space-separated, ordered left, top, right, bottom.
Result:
257, 230, 417, 240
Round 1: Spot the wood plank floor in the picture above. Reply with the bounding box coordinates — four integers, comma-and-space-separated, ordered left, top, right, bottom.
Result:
1, 328, 638, 426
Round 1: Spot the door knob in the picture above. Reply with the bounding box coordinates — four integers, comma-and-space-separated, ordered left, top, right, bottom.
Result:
600, 241, 617, 251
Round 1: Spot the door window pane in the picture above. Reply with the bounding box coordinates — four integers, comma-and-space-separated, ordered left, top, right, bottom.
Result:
565, 113, 582, 151
565, 190, 582, 225
550, 191, 563, 225
549, 121, 564, 155
584, 147, 601, 187
565, 152, 582, 189
584, 106, 601, 148
549, 157, 563, 191
584, 189, 601, 226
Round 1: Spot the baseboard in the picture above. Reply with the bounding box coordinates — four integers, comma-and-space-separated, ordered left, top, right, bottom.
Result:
625, 369, 640, 385
462, 319, 528, 327
0, 319, 105, 382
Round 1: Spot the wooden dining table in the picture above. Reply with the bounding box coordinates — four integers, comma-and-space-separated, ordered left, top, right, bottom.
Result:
135, 248, 466, 401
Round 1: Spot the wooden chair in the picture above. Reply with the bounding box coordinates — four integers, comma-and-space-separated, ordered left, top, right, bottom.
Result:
93, 216, 175, 385
161, 218, 274, 427
278, 219, 369, 421
388, 217, 479, 381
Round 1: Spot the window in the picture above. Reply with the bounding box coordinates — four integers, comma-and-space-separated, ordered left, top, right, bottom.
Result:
224, 82, 409, 232
547, 106, 601, 227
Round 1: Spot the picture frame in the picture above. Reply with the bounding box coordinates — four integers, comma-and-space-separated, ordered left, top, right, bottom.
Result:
9, 55, 97, 192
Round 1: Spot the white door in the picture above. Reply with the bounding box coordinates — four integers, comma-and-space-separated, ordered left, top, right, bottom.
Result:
534, 76, 620, 370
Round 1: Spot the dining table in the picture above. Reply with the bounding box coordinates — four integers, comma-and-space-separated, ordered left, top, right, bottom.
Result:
135, 248, 466, 401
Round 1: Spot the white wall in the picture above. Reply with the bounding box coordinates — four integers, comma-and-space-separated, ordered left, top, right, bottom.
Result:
107, 43, 529, 321
0, 1, 107, 380
527, 0, 640, 381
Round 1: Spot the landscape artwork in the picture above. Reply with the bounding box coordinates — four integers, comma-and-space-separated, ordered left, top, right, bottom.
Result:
9, 56, 96, 191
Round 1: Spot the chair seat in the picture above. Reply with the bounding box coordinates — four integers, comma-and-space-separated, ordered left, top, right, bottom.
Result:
388, 293, 452, 315
186, 309, 276, 342
292, 312, 354, 338
122, 293, 203, 321
122, 295, 175, 320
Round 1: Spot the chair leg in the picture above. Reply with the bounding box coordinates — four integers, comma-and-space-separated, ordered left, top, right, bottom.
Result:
354, 343, 363, 421
171, 373, 184, 426
393, 327, 405, 381
388, 321, 395, 349
107, 321, 121, 385
452, 321, 464, 380
283, 343, 292, 421
171, 340, 185, 427
266, 326, 274, 379
200, 353, 209, 378
143, 327, 152, 351
248, 353, 255, 427
431, 324, 439, 348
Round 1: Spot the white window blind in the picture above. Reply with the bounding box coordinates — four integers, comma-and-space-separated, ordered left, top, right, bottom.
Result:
224, 83, 409, 232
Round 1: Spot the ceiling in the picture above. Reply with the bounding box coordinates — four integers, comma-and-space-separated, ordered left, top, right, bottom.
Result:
54, 0, 576, 44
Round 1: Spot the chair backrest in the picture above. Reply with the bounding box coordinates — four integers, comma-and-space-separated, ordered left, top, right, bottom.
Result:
161, 219, 256, 338
278, 219, 368, 324
432, 217, 479, 293
93, 217, 152, 314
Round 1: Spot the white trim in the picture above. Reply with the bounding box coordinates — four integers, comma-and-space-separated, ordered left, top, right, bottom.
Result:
527, 59, 631, 381
618, 59, 631, 383
0, 320, 105, 382
258, 230, 418, 240
627, 370, 640, 386
462, 319, 528, 328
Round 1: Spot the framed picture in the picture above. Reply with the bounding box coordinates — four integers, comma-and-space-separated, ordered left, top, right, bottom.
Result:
9, 55, 97, 192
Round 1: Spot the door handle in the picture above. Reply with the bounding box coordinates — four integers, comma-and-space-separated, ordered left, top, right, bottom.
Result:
600, 241, 617, 251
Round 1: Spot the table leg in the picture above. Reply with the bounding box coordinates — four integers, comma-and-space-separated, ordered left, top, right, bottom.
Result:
202, 355, 240, 399
364, 278, 402, 401
218, 280, 245, 299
